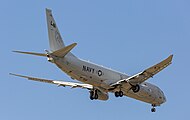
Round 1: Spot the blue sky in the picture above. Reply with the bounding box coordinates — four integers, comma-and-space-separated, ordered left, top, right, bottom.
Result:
1, 0, 190, 119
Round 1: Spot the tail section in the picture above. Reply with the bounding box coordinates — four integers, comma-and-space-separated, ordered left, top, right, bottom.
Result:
52, 43, 77, 57
12, 43, 76, 58
13, 51, 46, 57
13, 9, 77, 59
46, 8, 65, 52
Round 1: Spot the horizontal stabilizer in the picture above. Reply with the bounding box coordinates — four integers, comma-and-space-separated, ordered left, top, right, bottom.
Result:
13, 51, 46, 57
51, 43, 77, 57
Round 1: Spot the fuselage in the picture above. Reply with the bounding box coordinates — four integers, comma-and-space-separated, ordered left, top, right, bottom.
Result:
52, 54, 166, 106
11, 9, 171, 113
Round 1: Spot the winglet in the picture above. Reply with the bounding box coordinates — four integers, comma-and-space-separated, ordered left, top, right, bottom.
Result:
161, 54, 173, 67
168, 54, 173, 64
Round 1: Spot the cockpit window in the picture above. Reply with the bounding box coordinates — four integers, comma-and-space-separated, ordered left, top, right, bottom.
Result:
142, 83, 147, 87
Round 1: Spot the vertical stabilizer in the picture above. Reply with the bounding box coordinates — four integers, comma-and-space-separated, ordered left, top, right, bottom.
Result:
46, 8, 65, 52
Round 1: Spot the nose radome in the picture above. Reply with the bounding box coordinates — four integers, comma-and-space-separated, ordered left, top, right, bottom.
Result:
158, 90, 166, 104
163, 95, 167, 103
160, 92, 166, 104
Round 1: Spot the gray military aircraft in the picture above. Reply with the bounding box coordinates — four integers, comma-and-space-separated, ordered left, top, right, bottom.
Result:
10, 8, 173, 112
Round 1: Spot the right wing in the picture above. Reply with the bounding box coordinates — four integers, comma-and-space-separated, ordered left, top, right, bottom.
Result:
110, 55, 173, 89
10, 73, 93, 90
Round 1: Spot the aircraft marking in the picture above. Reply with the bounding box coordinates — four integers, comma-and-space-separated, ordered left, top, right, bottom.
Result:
82, 65, 103, 76
50, 21, 56, 28
97, 70, 103, 76
82, 65, 95, 74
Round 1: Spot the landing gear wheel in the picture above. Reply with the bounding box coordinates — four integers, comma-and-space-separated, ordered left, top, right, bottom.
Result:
94, 90, 98, 99
90, 96, 94, 100
94, 93, 98, 99
115, 91, 120, 97
132, 84, 140, 93
115, 91, 123, 97
90, 91, 94, 100
89, 90, 98, 100
151, 104, 156, 112
151, 108, 156, 112
119, 91, 123, 97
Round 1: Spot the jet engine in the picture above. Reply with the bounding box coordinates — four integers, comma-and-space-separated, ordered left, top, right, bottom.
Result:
90, 89, 109, 101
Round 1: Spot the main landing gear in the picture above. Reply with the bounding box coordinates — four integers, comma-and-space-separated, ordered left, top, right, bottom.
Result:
90, 90, 98, 100
151, 104, 156, 112
115, 91, 123, 97
114, 84, 140, 98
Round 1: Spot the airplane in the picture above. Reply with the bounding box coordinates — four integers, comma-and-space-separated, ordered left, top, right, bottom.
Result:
10, 8, 173, 112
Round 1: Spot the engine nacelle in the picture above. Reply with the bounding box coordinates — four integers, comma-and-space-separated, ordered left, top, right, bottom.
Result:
96, 90, 109, 101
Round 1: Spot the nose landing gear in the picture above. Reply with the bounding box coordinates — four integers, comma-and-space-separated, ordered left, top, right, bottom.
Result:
151, 104, 156, 112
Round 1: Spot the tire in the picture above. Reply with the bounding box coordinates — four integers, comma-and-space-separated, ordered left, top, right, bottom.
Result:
151, 108, 156, 112
90, 91, 94, 100
115, 91, 120, 97
119, 91, 123, 97
90, 96, 94, 100
95, 93, 98, 99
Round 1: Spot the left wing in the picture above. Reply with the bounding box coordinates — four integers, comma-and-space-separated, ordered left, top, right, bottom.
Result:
10, 73, 93, 89
111, 55, 173, 87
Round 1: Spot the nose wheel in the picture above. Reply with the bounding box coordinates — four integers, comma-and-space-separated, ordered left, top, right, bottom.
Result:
151, 108, 156, 112
151, 104, 156, 112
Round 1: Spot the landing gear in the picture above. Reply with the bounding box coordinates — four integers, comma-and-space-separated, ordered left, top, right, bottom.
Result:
90, 90, 98, 100
90, 91, 94, 100
151, 104, 156, 112
115, 91, 123, 97
131, 84, 140, 93
151, 108, 156, 112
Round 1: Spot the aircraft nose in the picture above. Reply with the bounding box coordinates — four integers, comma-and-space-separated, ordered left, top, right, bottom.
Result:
158, 90, 166, 104
163, 94, 167, 103
160, 92, 166, 104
